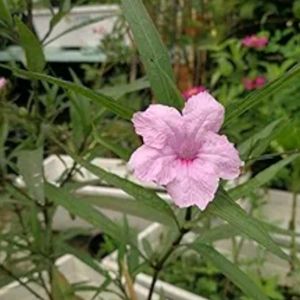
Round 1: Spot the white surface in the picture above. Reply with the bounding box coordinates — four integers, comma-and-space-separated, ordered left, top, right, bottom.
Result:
104, 223, 208, 300
33, 5, 122, 48
0, 254, 159, 300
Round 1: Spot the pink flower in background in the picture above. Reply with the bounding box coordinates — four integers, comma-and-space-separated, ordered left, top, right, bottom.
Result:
242, 35, 268, 49
255, 76, 266, 88
242, 78, 255, 91
0, 77, 7, 90
129, 92, 242, 210
182, 86, 206, 101
242, 76, 267, 91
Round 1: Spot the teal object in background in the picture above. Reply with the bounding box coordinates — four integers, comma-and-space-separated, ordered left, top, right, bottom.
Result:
0, 46, 107, 63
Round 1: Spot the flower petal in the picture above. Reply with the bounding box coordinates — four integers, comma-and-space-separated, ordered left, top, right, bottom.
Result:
128, 145, 177, 185
182, 91, 224, 134
132, 104, 182, 149
166, 159, 219, 210
198, 132, 242, 180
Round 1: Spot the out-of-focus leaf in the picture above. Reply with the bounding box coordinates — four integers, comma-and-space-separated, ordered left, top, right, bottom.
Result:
69, 91, 91, 148
51, 266, 83, 300
0, 114, 8, 173
4, 66, 134, 120
45, 184, 121, 241
15, 18, 46, 72
80, 194, 175, 226
208, 188, 288, 260
17, 146, 44, 204
192, 243, 268, 300
225, 64, 300, 126
92, 130, 131, 161
0, 0, 13, 26
238, 119, 284, 161
99, 77, 150, 99
68, 154, 178, 228
121, 0, 184, 108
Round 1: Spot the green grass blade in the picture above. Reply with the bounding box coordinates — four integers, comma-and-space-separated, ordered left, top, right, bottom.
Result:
121, 0, 184, 108
192, 243, 269, 300
208, 188, 288, 260
15, 18, 46, 72
229, 154, 300, 201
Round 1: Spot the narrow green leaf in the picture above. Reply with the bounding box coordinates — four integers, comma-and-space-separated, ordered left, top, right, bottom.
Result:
65, 153, 177, 228
208, 188, 288, 260
121, 0, 184, 108
45, 184, 120, 241
17, 146, 45, 204
229, 154, 300, 201
99, 77, 150, 99
0, 0, 13, 27
196, 224, 240, 243
238, 119, 284, 161
225, 64, 300, 126
15, 18, 46, 72
80, 194, 175, 226
6, 66, 134, 120
92, 130, 131, 161
51, 266, 84, 300
0, 114, 8, 173
69, 91, 91, 148
192, 243, 269, 300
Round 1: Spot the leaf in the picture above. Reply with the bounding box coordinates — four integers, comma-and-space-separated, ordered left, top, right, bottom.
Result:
192, 243, 269, 300
208, 188, 288, 260
80, 194, 175, 226
69, 91, 91, 148
56, 241, 109, 277
99, 77, 150, 99
15, 18, 46, 73
45, 13, 117, 46
0, 0, 13, 27
229, 154, 300, 201
121, 0, 184, 108
92, 130, 131, 161
67, 154, 178, 228
0, 114, 8, 173
17, 146, 45, 204
195, 224, 240, 243
238, 119, 284, 161
225, 63, 300, 126
5, 66, 134, 120
51, 266, 84, 300
45, 184, 121, 241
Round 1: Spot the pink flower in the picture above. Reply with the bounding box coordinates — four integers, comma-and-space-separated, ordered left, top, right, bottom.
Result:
242, 35, 268, 49
0, 77, 7, 90
182, 86, 206, 101
242, 78, 255, 91
242, 76, 267, 91
128, 91, 242, 210
255, 76, 266, 88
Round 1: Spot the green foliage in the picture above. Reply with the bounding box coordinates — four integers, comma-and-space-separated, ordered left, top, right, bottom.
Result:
121, 0, 184, 108
1, 1, 300, 300
15, 18, 46, 73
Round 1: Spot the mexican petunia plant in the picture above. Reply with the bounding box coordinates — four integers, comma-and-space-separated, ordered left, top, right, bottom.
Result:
129, 91, 242, 210
1, 0, 300, 300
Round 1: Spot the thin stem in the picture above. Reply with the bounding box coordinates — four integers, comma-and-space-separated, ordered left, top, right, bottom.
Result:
0, 264, 45, 300
289, 191, 298, 271
147, 207, 191, 300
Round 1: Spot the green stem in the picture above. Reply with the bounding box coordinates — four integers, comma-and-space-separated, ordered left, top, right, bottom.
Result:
147, 207, 191, 300
289, 191, 298, 271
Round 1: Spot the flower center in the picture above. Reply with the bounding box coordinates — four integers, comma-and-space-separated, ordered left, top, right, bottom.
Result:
176, 143, 198, 164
